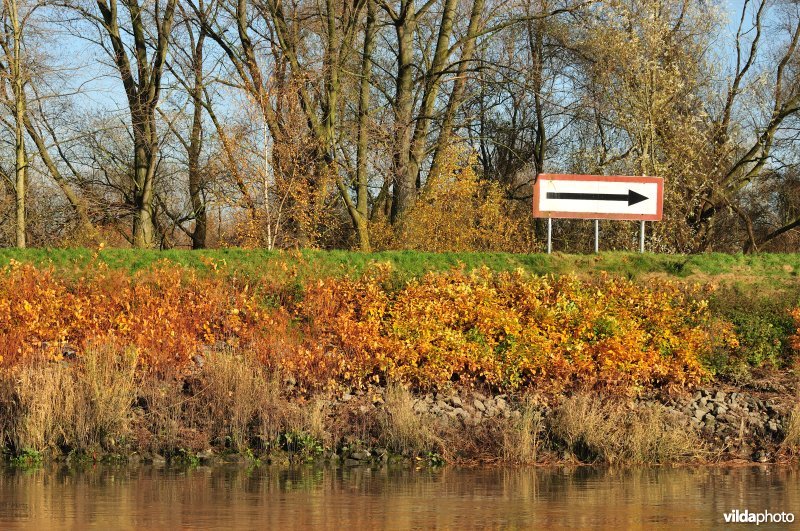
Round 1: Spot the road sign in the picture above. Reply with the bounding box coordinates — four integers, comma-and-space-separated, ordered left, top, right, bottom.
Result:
533, 174, 663, 221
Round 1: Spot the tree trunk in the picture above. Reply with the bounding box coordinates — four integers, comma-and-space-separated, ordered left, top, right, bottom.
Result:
14, 118, 26, 248
132, 120, 157, 248
426, 0, 485, 185
9, 0, 26, 247
95, 0, 176, 249
188, 28, 207, 249
390, 10, 417, 223
408, 0, 458, 189
352, 0, 375, 251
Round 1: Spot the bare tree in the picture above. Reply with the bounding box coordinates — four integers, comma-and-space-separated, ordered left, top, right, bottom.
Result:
69, 0, 178, 248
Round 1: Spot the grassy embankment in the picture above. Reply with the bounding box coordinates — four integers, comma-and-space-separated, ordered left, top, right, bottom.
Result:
0, 248, 799, 466
5, 247, 800, 281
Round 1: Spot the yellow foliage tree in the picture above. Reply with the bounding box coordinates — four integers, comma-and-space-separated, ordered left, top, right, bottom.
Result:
382, 148, 530, 252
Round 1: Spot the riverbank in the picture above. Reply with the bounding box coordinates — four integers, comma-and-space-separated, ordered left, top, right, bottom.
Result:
3, 348, 798, 468
1, 251, 799, 466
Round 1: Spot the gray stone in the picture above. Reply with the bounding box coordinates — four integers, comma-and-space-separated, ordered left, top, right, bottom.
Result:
473, 399, 486, 412
448, 396, 463, 408
714, 390, 727, 402
694, 408, 707, 420
413, 401, 429, 414
351, 450, 371, 461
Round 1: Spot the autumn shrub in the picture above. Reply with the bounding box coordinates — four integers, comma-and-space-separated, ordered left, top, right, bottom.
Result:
301, 267, 729, 394
379, 149, 532, 253
706, 287, 799, 383
0, 260, 732, 395
0, 259, 283, 371
789, 308, 800, 357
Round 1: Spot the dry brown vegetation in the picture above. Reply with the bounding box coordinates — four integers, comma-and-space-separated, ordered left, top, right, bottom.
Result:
378, 385, 441, 457
0, 346, 712, 466
502, 399, 545, 465
782, 403, 800, 454
550, 394, 704, 464
0, 346, 137, 456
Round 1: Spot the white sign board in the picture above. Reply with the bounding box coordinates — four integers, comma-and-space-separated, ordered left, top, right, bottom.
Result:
533, 174, 663, 221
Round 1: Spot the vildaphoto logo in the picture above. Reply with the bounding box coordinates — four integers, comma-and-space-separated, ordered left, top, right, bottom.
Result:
723, 509, 795, 525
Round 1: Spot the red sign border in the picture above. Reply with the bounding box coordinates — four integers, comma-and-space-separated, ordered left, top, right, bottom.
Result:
533, 174, 664, 221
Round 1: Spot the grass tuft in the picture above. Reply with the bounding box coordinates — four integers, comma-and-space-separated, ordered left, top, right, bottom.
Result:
502, 398, 544, 465
379, 384, 440, 456
550, 394, 703, 464
783, 403, 800, 452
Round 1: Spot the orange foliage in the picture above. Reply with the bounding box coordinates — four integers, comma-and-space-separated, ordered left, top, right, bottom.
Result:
0, 261, 730, 394
0, 259, 291, 372
302, 267, 727, 394
790, 308, 800, 354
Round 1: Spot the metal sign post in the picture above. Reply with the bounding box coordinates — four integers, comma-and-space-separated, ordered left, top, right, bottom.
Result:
547, 217, 552, 254
594, 220, 599, 253
640, 220, 645, 253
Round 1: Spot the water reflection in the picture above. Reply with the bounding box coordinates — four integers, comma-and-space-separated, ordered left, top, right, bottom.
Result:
0, 465, 797, 529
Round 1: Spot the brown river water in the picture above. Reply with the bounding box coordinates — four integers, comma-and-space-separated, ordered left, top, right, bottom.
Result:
0, 465, 797, 529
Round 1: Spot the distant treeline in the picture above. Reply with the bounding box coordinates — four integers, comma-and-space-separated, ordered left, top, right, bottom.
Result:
0, 0, 799, 253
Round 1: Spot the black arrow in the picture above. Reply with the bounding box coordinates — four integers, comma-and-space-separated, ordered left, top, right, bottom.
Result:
546, 189, 648, 206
